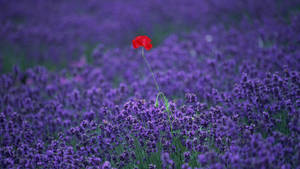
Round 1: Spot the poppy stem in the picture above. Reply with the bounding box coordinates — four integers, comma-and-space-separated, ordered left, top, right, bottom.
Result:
141, 48, 161, 92
141, 47, 174, 136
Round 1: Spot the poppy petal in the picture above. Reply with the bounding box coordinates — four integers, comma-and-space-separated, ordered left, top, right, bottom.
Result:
137, 39, 144, 46
133, 35, 152, 50
145, 43, 152, 50
132, 40, 139, 48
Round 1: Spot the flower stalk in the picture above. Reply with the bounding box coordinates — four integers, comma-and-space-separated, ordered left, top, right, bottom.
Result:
141, 48, 173, 135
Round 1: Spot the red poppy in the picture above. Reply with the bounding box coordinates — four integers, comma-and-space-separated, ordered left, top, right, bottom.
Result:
132, 35, 152, 50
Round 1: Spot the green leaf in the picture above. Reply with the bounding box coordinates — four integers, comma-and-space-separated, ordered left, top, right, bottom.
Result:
155, 100, 159, 108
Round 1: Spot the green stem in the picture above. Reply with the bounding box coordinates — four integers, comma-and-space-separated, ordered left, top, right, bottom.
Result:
141, 48, 173, 135
141, 48, 161, 92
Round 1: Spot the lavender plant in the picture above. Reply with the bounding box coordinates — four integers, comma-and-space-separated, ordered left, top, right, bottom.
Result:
1, 1, 300, 169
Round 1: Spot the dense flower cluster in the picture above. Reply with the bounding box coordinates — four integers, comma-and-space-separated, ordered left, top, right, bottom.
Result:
1, 0, 300, 169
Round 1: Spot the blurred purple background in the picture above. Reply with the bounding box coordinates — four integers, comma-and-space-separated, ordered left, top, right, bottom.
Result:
1, 0, 299, 72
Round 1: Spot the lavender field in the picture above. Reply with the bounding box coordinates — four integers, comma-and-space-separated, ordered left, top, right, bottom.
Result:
1, 0, 300, 168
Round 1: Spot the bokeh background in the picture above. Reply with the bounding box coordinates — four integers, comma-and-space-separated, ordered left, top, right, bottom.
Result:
1, 0, 299, 72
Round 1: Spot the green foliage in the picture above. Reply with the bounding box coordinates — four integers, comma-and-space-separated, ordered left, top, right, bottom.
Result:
0, 42, 66, 73
0, 43, 32, 73
273, 111, 290, 135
